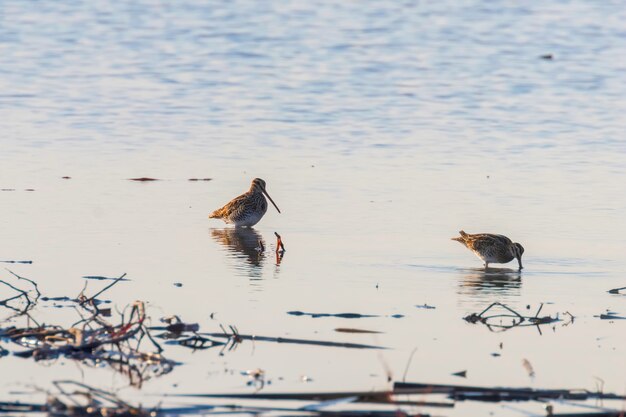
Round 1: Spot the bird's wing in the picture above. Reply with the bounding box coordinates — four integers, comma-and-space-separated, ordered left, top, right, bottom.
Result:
466, 233, 511, 251
210, 192, 249, 218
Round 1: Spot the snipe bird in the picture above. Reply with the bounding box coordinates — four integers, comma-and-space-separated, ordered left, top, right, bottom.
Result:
452, 230, 524, 270
209, 178, 280, 227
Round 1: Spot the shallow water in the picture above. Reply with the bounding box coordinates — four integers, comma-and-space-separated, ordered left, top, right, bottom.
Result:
1, 1, 625, 415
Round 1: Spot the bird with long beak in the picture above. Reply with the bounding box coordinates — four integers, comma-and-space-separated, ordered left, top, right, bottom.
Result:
452, 230, 524, 270
209, 178, 281, 227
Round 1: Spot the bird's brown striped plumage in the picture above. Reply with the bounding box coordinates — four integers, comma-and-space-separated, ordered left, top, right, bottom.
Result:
209, 178, 280, 227
452, 230, 524, 270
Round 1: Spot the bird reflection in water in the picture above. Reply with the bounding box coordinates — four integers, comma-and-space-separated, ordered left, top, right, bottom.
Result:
211, 228, 285, 282
458, 267, 521, 299
211, 228, 266, 278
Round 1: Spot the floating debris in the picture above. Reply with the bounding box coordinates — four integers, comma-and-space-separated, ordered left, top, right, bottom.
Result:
452, 370, 467, 378
608, 286, 626, 294
39, 295, 111, 306
0, 376, 626, 417
166, 334, 226, 350
540, 53, 554, 60
334, 328, 382, 334
200, 325, 385, 350
3, 380, 454, 417
242, 368, 266, 391
98, 307, 112, 317
416, 304, 436, 310
188, 178, 212, 181
0, 269, 41, 318
463, 302, 569, 332
129, 177, 160, 181
522, 358, 536, 378
274, 232, 286, 252
287, 311, 403, 320
1, 272, 175, 388
274, 232, 285, 264
174, 386, 454, 408
394, 381, 626, 403
150, 319, 386, 351
82, 275, 131, 281
595, 311, 626, 320
151, 316, 199, 334
288, 311, 378, 319
0, 381, 223, 417
41, 296, 73, 302
0, 260, 33, 264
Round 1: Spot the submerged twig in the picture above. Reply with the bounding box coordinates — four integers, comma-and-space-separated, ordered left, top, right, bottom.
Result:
274, 232, 286, 253
81, 273, 127, 306
0, 270, 40, 321
464, 302, 568, 332
173, 388, 453, 408
287, 311, 379, 319
608, 286, 626, 295
198, 329, 385, 350
5, 269, 41, 301
596, 311, 626, 320
401, 347, 418, 383
274, 232, 285, 265
1, 276, 175, 388
394, 381, 626, 402
334, 328, 382, 334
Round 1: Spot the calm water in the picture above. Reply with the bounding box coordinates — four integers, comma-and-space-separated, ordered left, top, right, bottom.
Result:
1, 1, 625, 415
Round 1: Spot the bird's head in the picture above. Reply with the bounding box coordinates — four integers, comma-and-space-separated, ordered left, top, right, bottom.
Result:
513, 242, 524, 270
250, 178, 280, 213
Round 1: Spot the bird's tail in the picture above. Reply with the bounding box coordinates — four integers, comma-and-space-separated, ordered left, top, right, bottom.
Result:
208, 209, 222, 219
451, 230, 468, 242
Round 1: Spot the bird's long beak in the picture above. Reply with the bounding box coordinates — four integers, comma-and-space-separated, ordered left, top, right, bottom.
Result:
262, 188, 281, 213
517, 257, 523, 270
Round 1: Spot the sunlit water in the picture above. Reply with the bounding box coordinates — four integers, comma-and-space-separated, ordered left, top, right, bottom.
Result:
1, 1, 625, 416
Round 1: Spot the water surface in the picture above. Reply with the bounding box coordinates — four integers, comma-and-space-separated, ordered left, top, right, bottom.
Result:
1, 1, 625, 416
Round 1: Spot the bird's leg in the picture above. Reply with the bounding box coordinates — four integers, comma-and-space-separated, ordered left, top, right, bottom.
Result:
484, 262, 489, 271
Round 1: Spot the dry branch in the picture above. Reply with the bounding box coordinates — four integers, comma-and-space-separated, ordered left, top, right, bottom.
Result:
173, 389, 453, 408
608, 286, 626, 294
394, 382, 626, 402
0, 275, 174, 388
463, 302, 570, 332
198, 329, 386, 350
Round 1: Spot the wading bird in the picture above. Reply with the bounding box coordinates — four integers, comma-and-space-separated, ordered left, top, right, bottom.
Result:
209, 178, 280, 227
452, 230, 524, 270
